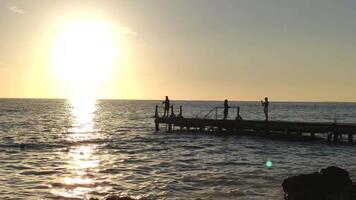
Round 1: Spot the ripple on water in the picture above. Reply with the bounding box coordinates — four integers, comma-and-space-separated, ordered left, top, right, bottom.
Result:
20, 170, 58, 176
1, 100, 356, 200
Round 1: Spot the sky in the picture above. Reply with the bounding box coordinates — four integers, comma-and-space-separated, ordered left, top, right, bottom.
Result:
0, 0, 356, 101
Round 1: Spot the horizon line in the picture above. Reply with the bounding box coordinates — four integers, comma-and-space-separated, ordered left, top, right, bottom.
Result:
0, 97, 355, 103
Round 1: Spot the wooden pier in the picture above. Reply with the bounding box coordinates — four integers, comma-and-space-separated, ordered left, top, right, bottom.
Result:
154, 105, 356, 143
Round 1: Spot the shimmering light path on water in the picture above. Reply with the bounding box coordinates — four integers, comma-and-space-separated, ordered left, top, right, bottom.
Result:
0, 99, 356, 199
51, 99, 104, 199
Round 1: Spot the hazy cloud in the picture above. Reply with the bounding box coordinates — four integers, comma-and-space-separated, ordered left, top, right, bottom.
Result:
118, 26, 136, 35
8, 5, 26, 15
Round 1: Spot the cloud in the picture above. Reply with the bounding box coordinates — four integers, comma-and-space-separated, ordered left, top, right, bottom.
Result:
8, 5, 26, 15
118, 26, 136, 35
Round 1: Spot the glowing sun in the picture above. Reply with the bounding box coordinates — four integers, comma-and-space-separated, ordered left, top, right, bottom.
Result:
52, 19, 120, 100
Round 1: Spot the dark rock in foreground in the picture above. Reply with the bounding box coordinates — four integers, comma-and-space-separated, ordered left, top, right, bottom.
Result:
282, 166, 356, 200
88, 194, 142, 200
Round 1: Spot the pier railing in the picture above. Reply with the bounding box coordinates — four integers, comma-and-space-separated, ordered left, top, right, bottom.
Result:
203, 106, 242, 120
154, 104, 183, 118
155, 104, 242, 120
153, 104, 356, 143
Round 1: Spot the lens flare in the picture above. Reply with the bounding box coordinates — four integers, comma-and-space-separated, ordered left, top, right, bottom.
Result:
266, 160, 273, 168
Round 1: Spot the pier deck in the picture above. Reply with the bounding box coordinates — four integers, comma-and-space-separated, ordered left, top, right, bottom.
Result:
154, 105, 356, 143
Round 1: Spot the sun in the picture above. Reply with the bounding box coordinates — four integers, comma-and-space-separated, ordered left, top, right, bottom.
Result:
52, 19, 120, 100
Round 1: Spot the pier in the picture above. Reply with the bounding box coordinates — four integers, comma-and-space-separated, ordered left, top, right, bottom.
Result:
154, 105, 356, 143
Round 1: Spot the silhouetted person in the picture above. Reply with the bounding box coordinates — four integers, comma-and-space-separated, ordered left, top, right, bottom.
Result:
261, 97, 269, 121
236, 107, 243, 120
223, 99, 229, 120
162, 96, 170, 117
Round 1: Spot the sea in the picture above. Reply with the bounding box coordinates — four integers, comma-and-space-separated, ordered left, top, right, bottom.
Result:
0, 99, 356, 200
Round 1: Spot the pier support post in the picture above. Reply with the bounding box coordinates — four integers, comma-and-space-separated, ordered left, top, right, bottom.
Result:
332, 123, 338, 142
170, 105, 176, 118
168, 124, 172, 132
348, 133, 353, 143
178, 106, 183, 118
333, 132, 339, 142
155, 122, 159, 132
297, 131, 302, 137
155, 105, 159, 118
327, 133, 332, 142
311, 132, 315, 139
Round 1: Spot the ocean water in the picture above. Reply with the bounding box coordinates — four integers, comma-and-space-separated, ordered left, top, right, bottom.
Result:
0, 99, 356, 200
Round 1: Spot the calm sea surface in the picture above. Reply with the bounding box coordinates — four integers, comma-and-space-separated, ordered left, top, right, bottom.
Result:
0, 99, 356, 200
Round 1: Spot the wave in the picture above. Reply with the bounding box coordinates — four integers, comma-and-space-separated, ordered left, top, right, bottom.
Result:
0, 139, 112, 150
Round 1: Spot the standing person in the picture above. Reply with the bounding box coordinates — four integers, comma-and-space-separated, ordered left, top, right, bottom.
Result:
162, 96, 170, 117
261, 97, 269, 121
223, 99, 229, 120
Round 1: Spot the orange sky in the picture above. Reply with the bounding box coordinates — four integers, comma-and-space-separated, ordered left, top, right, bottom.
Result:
1, 0, 356, 101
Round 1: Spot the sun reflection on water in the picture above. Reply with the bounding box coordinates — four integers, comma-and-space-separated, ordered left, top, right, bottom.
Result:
69, 145, 100, 170
66, 99, 99, 141
51, 99, 106, 199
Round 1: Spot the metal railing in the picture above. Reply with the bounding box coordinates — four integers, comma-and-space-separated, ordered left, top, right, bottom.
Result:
203, 106, 242, 120
155, 104, 242, 120
154, 104, 183, 118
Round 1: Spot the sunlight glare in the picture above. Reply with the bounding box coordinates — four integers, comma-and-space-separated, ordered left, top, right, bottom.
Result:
53, 99, 103, 199
67, 99, 99, 142
52, 19, 121, 99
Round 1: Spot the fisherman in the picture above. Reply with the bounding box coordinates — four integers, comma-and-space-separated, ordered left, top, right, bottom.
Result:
236, 107, 243, 120
261, 97, 269, 121
223, 99, 229, 120
162, 96, 170, 117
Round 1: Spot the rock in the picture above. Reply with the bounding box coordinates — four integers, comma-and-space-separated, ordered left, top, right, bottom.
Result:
325, 184, 356, 200
87, 198, 99, 200
87, 193, 148, 200
282, 172, 324, 200
101, 194, 138, 200
321, 166, 352, 194
282, 166, 355, 200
